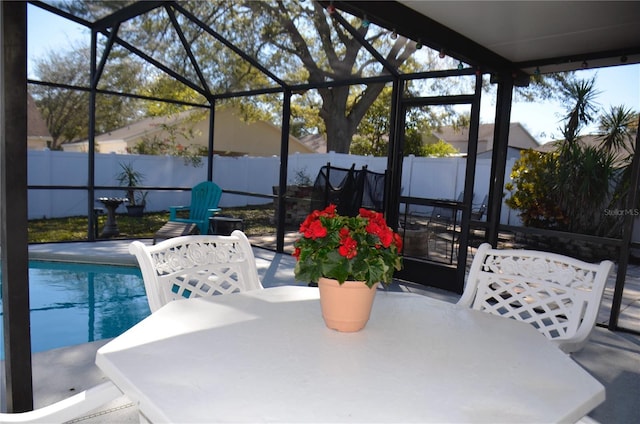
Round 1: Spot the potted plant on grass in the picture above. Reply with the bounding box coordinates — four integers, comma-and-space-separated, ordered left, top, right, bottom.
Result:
293, 204, 403, 332
116, 162, 147, 217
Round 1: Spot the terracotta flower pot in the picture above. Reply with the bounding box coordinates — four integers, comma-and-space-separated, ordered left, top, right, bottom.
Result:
317, 277, 378, 332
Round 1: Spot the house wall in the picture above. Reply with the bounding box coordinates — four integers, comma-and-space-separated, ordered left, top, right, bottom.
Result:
476, 147, 523, 162
211, 109, 312, 156
27, 136, 49, 150
438, 123, 540, 155
27, 93, 53, 149
63, 140, 131, 153
61, 109, 314, 156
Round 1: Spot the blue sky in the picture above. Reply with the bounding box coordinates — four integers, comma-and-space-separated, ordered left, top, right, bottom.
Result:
28, 4, 639, 145
503, 65, 640, 143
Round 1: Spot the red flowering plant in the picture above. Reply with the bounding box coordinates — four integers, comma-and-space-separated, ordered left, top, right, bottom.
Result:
293, 204, 403, 288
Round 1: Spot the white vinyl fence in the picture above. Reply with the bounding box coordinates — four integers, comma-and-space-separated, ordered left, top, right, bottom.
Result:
28, 150, 516, 225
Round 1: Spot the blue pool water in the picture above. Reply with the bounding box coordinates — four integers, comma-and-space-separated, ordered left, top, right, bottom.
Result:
0, 261, 150, 358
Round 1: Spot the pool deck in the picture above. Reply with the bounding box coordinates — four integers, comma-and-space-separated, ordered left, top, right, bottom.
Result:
17, 239, 640, 422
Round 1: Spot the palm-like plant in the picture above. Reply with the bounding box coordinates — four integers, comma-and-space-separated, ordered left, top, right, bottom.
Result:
597, 106, 639, 236
556, 142, 616, 233
554, 78, 613, 234
560, 78, 600, 144
599, 105, 637, 161
507, 77, 638, 237
116, 162, 145, 206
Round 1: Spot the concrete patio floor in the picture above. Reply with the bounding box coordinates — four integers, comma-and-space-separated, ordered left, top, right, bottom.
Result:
19, 239, 640, 422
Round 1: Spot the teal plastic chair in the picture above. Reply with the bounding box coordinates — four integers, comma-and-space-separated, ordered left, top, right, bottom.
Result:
168, 181, 222, 235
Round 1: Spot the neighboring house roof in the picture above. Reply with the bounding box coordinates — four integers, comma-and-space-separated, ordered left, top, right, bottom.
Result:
433, 122, 541, 154
287, 122, 540, 156
94, 115, 179, 144
63, 108, 314, 156
536, 134, 604, 153
299, 133, 327, 153
536, 133, 634, 166
27, 94, 53, 150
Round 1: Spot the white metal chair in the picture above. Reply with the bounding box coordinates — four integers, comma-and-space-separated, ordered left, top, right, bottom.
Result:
129, 230, 263, 313
0, 381, 122, 424
458, 243, 613, 354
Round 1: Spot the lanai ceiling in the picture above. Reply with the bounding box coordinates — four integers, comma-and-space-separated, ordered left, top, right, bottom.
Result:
354, 1, 640, 75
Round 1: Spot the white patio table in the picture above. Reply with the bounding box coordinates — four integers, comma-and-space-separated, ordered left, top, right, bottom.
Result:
95, 286, 604, 423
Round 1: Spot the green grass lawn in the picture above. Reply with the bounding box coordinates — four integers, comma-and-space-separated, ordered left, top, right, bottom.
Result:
28, 205, 277, 243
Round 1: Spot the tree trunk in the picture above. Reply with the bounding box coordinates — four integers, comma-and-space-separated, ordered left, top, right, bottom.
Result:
318, 81, 391, 154
323, 114, 356, 154
318, 86, 353, 153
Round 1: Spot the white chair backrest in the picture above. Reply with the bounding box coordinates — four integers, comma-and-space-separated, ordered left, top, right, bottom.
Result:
458, 243, 613, 354
0, 381, 122, 424
129, 230, 263, 313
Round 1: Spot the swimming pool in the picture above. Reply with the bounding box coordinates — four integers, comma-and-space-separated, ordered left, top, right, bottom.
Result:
0, 261, 150, 358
